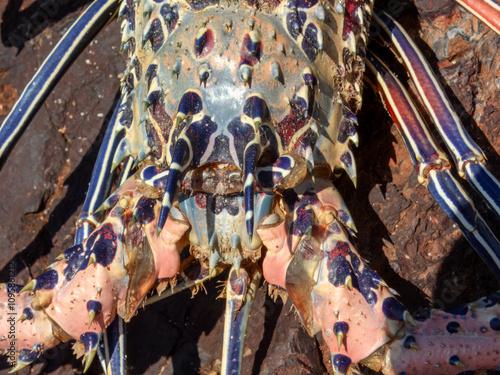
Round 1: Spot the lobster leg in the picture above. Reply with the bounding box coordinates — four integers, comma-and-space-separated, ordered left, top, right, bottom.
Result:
221, 266, 261, 375
374, 11, 500, 220
454, 0, 500, 35
258, 178, 407, 374
378, 293, 500, 374
365, 49, 500, 280
258, 178, 500, 374
0, 169, 190, 372
0, 0, 120, 169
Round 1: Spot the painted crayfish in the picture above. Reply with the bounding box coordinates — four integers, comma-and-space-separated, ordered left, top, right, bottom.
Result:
1, 0, 500, 374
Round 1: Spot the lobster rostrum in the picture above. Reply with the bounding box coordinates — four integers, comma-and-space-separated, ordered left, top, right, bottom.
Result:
1, 0, 500, 374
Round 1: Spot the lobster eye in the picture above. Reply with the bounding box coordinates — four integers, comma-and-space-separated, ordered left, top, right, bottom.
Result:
228, 170, 241, 182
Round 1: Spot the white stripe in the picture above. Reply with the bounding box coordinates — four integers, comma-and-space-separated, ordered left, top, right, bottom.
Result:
374, 12, 483, 166
0, 0, 117, 156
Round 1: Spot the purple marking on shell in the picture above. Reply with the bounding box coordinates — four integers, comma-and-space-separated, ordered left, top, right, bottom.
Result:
293, 95, 308, 115
302, 23, 319, 61
160, 4, 178, 32
446, 321, 460, 334
332, 354, 351, 375
141, 165, 164, 185
403, 335, 416, 349
119, 96, 134, 128
343, 0, 362, 41
7, 284, 23, 294
124, 73, 134, 93
382, 297, 406, 321
134, 197, 157, 224
257, 125, 280, 164
413, 308, 431, 322
206, 135, 234, 164
183, 263, 210, 281
449, 355, 462, 366
292, 204, 313, 237
130, 57, 142, 80
480, 326, 488, 333
490, 317, 500, 331
194, 29, 214, 57
330, 223, 342, 234
147, 90, 163, 107
242, 34, 261, 62
326, 242, 352, 287
185, 116, 218, 167
177, 91, 203, 116
63, 244, 86, 280
18, 346, 41, 364
87, 300, 103, 316
303, 72, 317, 88
292, 129, 318, 158
256, 169, 275, 188
340, 151, 353, 168
348, 249, 380, 306
257, 155, 293, 188
34, 269, 58, 291
443, 304, 469, 315
480, 292, 500, 307
228, 118, 257, 168
145, 64, 158, 90
333, 321, 349, 335
211, 195, 240, 216
342, 106, 358, 124
186, 0, 218, 11
144, 18, 165, 53
244, 142, 261, 236
81, 332, 100, 352
86, 223, 119, 267
243, 96, 270, 123
338, 118, 357, 144
286, 11, 306, 39
229, 270, 248, 296
121, 0, 136, 30
21, 307, 34, 320
295, 0, 318, 8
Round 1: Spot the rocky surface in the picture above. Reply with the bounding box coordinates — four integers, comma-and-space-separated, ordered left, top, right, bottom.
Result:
0, 0, 499, 374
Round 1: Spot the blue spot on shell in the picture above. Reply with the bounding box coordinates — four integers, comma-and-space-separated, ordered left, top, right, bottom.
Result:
63, 244, 87, 281
490, 317, 500, 331
302, 23, 319, 61
80, 332, 100, 352
18, 345, 41, 364
444, 304, 469, 315
413, 309, 431, 322
332, 354, 351, 374
87, 223, 118, 267
333, 321, 349, 335
87, 300, 103, 316
134, 197, 157, 224
382, 297, 406, 321
449, 355, 462, 366
403, 335, 416, 349
21, 307, 34, 320
35, 270, 58, 290
446, 321, 461, 334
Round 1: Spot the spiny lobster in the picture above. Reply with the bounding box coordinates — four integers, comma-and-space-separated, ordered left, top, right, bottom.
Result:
0, 0, 500, 371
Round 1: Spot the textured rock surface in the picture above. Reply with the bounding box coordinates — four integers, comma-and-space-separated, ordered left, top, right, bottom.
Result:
0, 0, 499, 374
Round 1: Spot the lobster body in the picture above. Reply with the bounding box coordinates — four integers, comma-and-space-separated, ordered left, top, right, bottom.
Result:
1, 0, 500, 374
